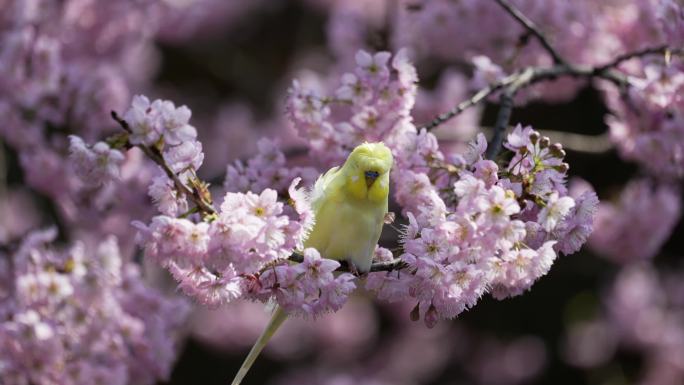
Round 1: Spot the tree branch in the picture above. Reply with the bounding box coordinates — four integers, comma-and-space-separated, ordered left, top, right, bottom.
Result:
419, 63, 626, 134
420, 0, 682, 159
492, 0, 567, 66
111, 111, 217, 216
486, 67, 534, 159
420, 42, 680, 157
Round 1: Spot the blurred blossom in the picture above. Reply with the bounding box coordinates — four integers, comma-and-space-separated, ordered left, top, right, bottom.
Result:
321, 0, 390, 63
158, 0, 268, 43
0, 188, 42, 244
0, 229, 189, 385
413, 70, 481, 151
266, 310, 547, 385
564, 265, 684, 385
466, 336, 547, 385
604, 60, 684, 179
658, 0, 684, 47
392, 0, 600, 101
562, 319, 619, 368
201, 102, 282, 178
0, 0, 202, 251
1, 0, 683, 384
68, 136, 126, 187
590, 179, 680, 263
191, 298, 378, 360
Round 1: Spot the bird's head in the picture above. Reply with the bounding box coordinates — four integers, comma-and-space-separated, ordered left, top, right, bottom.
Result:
343, 142, 393, 202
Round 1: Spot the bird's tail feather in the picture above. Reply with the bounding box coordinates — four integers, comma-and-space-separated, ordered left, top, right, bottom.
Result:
230, 305, 288, 385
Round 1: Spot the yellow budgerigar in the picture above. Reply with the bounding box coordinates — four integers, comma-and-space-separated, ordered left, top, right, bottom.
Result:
231, 142, 393, 385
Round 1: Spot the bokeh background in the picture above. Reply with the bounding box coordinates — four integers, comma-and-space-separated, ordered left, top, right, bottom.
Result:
2, 1, 683, 385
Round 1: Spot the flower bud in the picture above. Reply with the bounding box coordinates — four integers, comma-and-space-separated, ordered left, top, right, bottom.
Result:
424, 304, 438, 328
555, 163, 569, 173
550, 143, 565, 158
539, 136, 551, 149
410, 303, 420, 322
529, 131, 540, 144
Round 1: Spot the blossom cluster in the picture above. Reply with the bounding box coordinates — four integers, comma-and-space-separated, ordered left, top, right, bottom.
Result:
604, 61, 684, 179
286, 50, 597, 327
140, 176, 355, 316
0, 229, 189, 385
224, 138, 318, 194
0, 0, 201, 254
367, 126, 597, 327
69, 95, 357, 316
0, 0, 270, 252
68, 136, 126, 187
309, 0, 674, 123
66, 48, 599, 334
135, 180, 326, 312
286, 49, 417, 165
0, 0, 156, 201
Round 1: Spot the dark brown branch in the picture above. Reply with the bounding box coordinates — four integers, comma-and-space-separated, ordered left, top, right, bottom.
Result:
288, 252, 408, 273
486, 67, 532, 159
111, 111, 217, 216
486, 93, 514, 160
492, 0, 567, 66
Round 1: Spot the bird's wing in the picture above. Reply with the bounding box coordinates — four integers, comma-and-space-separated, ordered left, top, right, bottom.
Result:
310, 165, 340, 213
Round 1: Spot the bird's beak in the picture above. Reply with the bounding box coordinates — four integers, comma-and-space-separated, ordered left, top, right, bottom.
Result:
364, 170, 379, 188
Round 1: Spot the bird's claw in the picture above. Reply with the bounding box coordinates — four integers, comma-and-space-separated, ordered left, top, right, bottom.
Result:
346, 260, 362, 277
384, 211, 396, 224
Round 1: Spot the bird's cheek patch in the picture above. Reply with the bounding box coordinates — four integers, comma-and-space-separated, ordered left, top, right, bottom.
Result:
368, 176, 389, 202
348, 175, 368, 200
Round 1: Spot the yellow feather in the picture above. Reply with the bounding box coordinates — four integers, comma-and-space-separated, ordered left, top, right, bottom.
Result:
230, 142, 393, 384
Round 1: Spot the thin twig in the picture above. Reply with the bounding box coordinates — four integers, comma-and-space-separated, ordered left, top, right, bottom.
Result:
492, 0, 567, 66
288, 252, 407, 273
111, 111, 217, 216
419, 74, 517, 131
595, 46, 684, 73
471, 127, 613, 153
